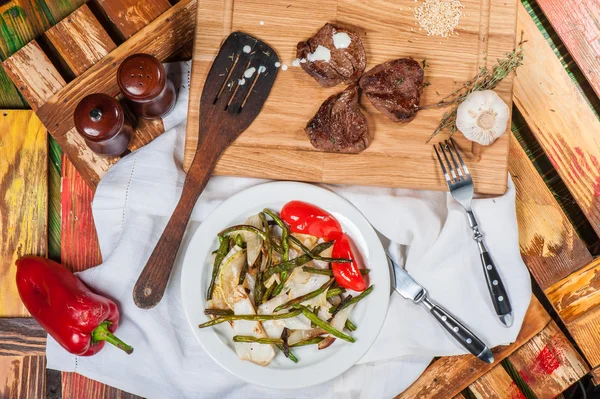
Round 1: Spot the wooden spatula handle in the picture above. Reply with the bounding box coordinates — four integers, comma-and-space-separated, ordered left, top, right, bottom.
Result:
133, 154, 216, 309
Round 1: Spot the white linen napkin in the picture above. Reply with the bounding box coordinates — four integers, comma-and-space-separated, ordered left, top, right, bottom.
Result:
46, 62, 532, 398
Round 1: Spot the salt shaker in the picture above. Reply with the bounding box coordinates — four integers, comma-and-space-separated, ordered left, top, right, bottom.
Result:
74, 93, 133, 156
117, 54, 176, 119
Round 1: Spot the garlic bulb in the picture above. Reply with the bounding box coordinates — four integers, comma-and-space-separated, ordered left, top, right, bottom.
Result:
455, 90, 509, 145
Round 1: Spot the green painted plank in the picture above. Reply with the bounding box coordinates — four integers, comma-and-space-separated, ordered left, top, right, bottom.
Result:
48, 135, 61, 262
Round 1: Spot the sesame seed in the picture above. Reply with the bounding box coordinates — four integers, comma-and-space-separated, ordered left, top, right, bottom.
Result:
414, 0, 464, 38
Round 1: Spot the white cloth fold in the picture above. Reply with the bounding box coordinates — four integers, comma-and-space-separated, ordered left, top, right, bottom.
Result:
46, 62, 531, 398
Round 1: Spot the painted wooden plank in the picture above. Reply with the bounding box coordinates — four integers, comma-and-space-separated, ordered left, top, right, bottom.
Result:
591, 366, 600, 386
35, 0, 195, 138
0, 110, 47, 317
514, 1, 600, 239
469, 364, 525, 399
545, 257, 600, 323
507, 321, 589, 399
0, 109, 47, 399
565, 305, 600, 368
2, 40, 66, 110
61, 372, 141, 399
536, 0, 600, 99
0, 356, 46, 399
45, 4, 117, 76
95, 0, 171, 40
509, 133, 593, 290
0, 318, 45, 356
396, 296, 550, 398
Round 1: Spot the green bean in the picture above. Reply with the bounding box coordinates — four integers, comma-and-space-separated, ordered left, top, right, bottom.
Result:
293, 305, 355, 343
329, 285, 374, 314
276, 344, 298, 363
264, 254, 312, 279
264, 209, 290, 295
235, 234, 244, 248
206, 238, 230, 300
254, 213, 271, 307
290, 337, 325, 347
233, 336, 284, 345
345, 319, 357, 332
288, 234, 313, 256
198, 309, 302, 328
329, 294, 354, 317
311, 241, 335, 255
302, 267, 370, 276
238, 261, 248, 285
326, 287, 346, 298
218, 225, 267, 240
204, 309, 234, 316
261, 282, 276, 303
312, 257, 352, 263
274, 278, 334, 312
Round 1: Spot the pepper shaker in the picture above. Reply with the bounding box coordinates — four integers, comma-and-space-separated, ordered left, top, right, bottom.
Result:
117, 54, 176, 119
74, 93, 133, 156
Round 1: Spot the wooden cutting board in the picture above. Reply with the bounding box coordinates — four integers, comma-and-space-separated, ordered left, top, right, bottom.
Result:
184, 0, 517, 194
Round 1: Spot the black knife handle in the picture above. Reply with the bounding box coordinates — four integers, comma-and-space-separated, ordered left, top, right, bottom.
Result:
421, 297, 493, 363
480, 251, 512, 318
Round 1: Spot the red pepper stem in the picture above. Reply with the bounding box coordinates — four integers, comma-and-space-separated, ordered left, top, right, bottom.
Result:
92, 321, 134, 355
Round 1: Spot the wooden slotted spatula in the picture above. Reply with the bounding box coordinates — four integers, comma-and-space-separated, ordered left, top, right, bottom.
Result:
133, 32, 279, 309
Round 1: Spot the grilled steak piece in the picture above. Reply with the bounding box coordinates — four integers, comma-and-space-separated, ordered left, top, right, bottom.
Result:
297, 23, 366, 87
359, 58, 424, 122
305, 84, 370, 153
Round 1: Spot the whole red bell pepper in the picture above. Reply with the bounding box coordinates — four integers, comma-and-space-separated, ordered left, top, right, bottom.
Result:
15, 256, 133, 356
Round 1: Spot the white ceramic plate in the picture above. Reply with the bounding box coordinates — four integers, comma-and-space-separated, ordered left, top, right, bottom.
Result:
180, 182, 389, 390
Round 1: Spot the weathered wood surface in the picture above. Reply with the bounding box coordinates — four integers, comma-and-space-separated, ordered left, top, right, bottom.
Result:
508, 321, 589, 399
0, 109, 47, 399
509, 133, 592, 290
0, 318, 45, 356
184, 0, 517, 195
61, 373, 141, 399
546, 257, 600, 323
536, 0, 600, 99
397, 296, 549, 399
468, 364, 524, 399
96, 0, 171, 40
514, 1, 600, 239
2, 40, 66, 111
565, 305, 600, 368
45, 4, 117, 77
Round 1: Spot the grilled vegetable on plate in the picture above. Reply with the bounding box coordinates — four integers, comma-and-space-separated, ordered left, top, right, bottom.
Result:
180, 182, 389, 390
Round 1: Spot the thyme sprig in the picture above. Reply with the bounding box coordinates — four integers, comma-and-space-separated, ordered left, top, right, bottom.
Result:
424, 31, 526, 142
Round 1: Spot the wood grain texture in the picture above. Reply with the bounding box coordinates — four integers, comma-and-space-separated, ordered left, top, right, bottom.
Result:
2, 40, 66, 111
60, 158, 102, 272
184, 0, 518, 195
591, 365, 600, 386
468, 364, 524, 399
507, 320, 589, 399
61, 372, 141, 399
0, 356, 46, 399
396, 296, 549, 398
514, 1, 600, 238
0, 110, 47, 317
565, 304, 600, 367
536, 0, 600, 99
96, 0, 171, 40
45, 4, 117, 76
546, 257, 600, 323
509, 133, 593, 290
0, 318, 46, 356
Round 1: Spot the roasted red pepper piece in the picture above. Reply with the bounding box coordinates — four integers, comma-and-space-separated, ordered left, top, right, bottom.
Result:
280, 200, 343, 241
15, 256, 133, 356
332, 233, 367, 292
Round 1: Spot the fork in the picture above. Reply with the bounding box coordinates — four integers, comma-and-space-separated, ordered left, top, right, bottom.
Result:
434, 138, 513, 327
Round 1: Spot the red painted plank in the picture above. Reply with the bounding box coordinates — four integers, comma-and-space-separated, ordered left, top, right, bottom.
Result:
537, 0, 600, 98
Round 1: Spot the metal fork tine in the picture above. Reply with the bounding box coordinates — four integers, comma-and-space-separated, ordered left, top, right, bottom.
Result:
439, 143, 457, 183
434, 145, 453, 186
449, 138, 471, 179
445, 140, 464, 180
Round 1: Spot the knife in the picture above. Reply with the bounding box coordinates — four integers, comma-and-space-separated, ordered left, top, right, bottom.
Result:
388, 255, 494, 364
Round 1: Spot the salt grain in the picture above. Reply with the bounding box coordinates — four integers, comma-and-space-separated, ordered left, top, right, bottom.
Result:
414, 0, 463, 38
260, 20, 264, 25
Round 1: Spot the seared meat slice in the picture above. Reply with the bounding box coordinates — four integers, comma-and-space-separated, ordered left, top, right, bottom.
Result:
297, 23, 366, 87
359, 58, 424, 123
305, 84, 370, 153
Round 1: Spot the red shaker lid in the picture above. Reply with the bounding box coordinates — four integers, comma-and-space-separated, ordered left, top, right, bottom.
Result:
74, 94, 125, 142
117, 54, 166, 102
